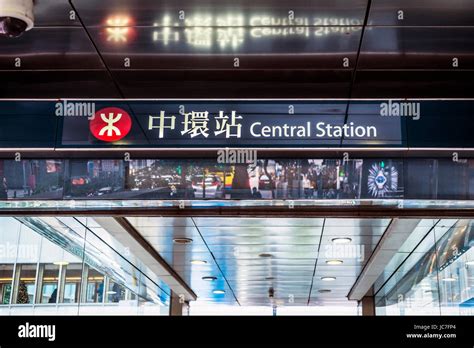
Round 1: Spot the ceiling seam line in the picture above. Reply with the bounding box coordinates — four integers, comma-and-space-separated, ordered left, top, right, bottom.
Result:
67, 1, 151, 140
307, 217, 326, 305
68, 0, 125, 99
340, 0, 373, 148
190, 217, 241, 306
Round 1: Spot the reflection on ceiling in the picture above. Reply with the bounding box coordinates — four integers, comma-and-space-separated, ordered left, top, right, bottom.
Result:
126, 216, 391, 306
1, 0, 473, 97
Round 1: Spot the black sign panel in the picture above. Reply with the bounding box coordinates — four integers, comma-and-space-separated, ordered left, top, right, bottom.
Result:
60, 100, 404, 147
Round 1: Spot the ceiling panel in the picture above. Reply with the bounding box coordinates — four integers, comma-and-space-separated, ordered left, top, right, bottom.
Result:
90, 26, 360, 70
35, 0, 80, 27
368, 0, 474, 26
194, 217, 325, 227
72, 0, 369, 27
0, 28, 104, 70
128, 216, 394, 306
359, 27, 474, 69
0, 71, 121, 98
110, 69, 353, 98
352, 70, 474, 98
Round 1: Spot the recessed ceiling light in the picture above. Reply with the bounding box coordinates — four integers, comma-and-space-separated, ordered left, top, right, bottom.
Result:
321, 277, 336, 281
442, 277, 457, 282
259, 253, 273, 258
213, 289, 225, 295
326, 260, 343, 265
53, 261, 69, 266
173, 237, 193, 244
190, 260, 207, 265
202, 276, 217, 281
331, 238, 352, 244
318, 289, 332, 293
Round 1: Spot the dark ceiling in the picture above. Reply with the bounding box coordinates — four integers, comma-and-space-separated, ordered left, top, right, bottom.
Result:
0, 0, 473, 98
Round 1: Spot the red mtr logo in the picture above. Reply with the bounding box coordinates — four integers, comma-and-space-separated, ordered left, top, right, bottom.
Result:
90, 107, 132, 142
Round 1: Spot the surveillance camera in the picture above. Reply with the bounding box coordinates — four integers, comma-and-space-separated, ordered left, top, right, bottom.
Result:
0, 0, 34, 38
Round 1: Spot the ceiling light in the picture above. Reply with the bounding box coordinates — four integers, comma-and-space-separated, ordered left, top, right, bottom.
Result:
258, 253, 273, 258
442, 277, 457, 282
318, 289, 332, 293
326, 260, 343, 265
331, 238, 352, 244
53, 261, 69, 266
106, 15, 131, 27
466, 260, 474, 266
173, 238, 193, 245
202, 276, 217, 281
190, 260, 207, 265
321, 277, 336, 281
213, 289, 225, 295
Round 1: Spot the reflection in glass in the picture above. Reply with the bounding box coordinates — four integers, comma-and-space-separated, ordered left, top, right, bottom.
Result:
1, 158, 473, 201
16, 264, 37, 304
436, 220, 474, 315
85, 267, 104, 303
106, 280, 125, 303
1, 160, 63, 199
63, 263, 82, 303
376, 219, 474, 315
39, 264, 60, 304
0, 264, 14, 304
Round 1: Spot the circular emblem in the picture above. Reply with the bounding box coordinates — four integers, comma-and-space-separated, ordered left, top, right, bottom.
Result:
89, 107, 132, 142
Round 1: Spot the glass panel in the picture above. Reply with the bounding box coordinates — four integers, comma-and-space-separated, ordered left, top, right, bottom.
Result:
0, 264, 14, 304
375, 229, 441, 315
63, 263, 82, 303
39, 264, 60, 304
16, 264, 37, 304
106, 280, 125, 303
85, 267, 104, 303
1, 160, 64, 199
436, 220, 474, 315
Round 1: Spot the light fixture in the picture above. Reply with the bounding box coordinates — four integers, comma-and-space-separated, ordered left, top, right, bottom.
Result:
104, 15, 133, 43
190, 260, 207, 265
442, 277, 457, 282
331, 238, 352, 244
258, 253, 273, 258
53, 261, 69, 266
466, 260, 474, 266
202, 276, 217, 281
213, 289, 225, 295
318, 289, 331, 293
321, 277, 336, 281
326, 260, 343, 265
106, 291, 116, 295
173, 238, 193, 245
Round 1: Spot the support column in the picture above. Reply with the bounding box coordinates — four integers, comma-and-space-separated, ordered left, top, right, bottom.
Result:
360, 295, 376, 316
170, 291, 189, 316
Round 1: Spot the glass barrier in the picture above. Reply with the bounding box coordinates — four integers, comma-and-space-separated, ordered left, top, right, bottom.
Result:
0, 217, 170, 315
0, 158, 472, 201
375, 219, 474, 315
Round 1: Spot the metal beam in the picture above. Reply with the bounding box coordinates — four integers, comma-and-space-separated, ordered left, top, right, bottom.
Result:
347, 218, 422, 301
93, 217, 197, 302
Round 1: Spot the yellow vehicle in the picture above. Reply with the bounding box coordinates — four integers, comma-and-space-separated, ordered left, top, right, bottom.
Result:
208, 167, 235, 191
